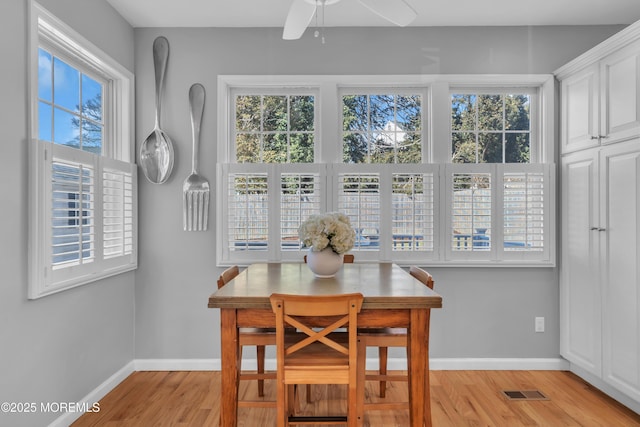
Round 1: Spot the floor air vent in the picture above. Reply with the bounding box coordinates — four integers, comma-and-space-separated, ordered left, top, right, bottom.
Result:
502, 390, 548, 400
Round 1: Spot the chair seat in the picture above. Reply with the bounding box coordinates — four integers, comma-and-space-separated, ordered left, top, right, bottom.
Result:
358, 327, 406, 336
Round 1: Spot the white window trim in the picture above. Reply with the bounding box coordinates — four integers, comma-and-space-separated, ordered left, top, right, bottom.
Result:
217, 75, 555, 267
28, 2, 137, 298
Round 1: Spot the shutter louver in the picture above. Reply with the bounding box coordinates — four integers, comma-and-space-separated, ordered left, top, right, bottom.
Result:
503, 172, 545, 251
451, 173, 492, 252
51, 159, 95, 268
338, 173, 380, 250
228, 173, 269, 251
280, 173, 321, 251
392, 173, 434, 251
103, 166, 134, 259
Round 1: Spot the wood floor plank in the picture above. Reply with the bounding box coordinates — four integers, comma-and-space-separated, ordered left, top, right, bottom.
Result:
72, 370, 640, 427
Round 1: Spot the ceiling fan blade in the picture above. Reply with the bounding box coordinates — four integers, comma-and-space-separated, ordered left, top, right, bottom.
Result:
357, 0, 417, 26
283, 0, 317, 40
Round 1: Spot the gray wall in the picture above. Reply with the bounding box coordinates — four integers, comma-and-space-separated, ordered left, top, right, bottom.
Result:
0, 1, 135, 426
132, 25, 623, 361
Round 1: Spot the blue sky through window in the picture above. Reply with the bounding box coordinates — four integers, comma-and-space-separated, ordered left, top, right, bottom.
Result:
38, 48, 104, 154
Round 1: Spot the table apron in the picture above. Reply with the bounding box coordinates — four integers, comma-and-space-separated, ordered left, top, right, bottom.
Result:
236, 308, 415, 328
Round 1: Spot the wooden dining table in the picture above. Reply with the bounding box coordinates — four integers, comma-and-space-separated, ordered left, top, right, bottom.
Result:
208, 262, 443, 427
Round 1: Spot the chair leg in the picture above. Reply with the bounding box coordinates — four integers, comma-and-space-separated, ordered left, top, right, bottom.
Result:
378, 346, 388, 398
288, 385, 296, 416
277, 379, 286, 427
256, 345, 266, 397
356, 338, 366, 426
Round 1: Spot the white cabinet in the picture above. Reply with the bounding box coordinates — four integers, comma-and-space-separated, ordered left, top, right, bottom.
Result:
560, 64, 600, 153
560, 139, 640, 403
560, 40, 640, 154
560, 149, 601, 376
558, 18, 640, 411
600, 141, 640, 402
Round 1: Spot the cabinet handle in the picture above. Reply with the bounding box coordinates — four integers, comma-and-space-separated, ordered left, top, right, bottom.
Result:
590, 227, 599, 230
600, 135, 609, 139
590, 136, 599, 140
598, 228, 606, 232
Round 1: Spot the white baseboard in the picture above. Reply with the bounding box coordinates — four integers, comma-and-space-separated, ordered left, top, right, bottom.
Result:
429, 357, 570, 371
134, 356, 569, 372
49, 356, 569, 426
135, 358, 220, 371
48, 361, 135, 427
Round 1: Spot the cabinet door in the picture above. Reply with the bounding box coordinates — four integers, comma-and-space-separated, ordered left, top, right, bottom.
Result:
600, 42, 640, 144
561, 64, 600, 154
560, 150, 601, 376
601, 140, 640, 401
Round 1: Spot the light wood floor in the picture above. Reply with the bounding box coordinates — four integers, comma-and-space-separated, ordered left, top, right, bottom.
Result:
72, 370, 640, 426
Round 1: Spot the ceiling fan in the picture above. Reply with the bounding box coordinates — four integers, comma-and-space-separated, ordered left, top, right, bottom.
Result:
282, 0, 418, 40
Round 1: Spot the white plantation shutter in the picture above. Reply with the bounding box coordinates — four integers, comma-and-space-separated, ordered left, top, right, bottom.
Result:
445, 164, 494, 261
500, 164, 552, 262
30, 141, 137, 298
392, 172, 436, 253
102, 158, 135, 261
336, 170, 380, 252
444, 163, 553, 263
219, 164, 270, 264
280, 171, 322, 252
218, 162, 553, 265
51, 150, 96, 270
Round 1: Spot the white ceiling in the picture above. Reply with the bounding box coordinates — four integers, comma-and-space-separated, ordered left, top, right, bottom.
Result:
106, 0, 640, 29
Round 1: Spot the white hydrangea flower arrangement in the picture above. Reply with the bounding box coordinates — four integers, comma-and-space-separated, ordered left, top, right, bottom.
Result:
298, 212, 356, 255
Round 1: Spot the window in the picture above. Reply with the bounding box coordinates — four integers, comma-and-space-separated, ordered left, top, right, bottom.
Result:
217, 76, 554, 266
342, 92, 422, 163
233, 90, 316, 163
451, 90, 533, 164
28, 3, 136, 298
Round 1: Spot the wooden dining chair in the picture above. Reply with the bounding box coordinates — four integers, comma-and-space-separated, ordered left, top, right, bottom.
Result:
217, 265, 276, 402
357, 266, 434, 411
270, 293, 364, 427
303, 253, 354, 404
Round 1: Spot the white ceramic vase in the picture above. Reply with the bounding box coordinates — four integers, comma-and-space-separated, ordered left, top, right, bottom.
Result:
306, 247, 344, 278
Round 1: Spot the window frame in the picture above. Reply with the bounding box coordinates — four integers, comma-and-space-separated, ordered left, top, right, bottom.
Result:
28, 2, 136, 298
217, 75, 555, 267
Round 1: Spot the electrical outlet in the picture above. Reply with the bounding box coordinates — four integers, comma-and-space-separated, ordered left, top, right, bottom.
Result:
535, 317, 545, 333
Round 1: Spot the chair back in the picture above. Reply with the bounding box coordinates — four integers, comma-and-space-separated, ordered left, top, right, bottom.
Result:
409, 265, 434, 289
303, 253, 355, 263
217, 265, 240, 289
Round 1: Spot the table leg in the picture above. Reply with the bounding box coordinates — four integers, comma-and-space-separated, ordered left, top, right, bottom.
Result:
408, 309, 429, 427
220, 308, 239, 427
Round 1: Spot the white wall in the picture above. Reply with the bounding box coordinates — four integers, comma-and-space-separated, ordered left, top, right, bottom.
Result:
0, 1, 135, 426
132, 25, 624, 361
